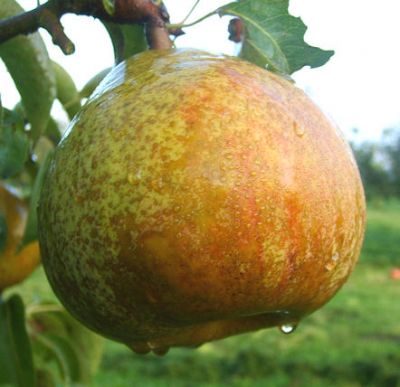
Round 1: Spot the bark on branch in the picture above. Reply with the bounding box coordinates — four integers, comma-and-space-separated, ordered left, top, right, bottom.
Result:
0, 0, 172, 54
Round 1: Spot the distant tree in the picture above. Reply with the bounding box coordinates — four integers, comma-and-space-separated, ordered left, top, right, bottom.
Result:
351, 142, 390, 199
381, 128, 400, 196
351, 127, 400, 199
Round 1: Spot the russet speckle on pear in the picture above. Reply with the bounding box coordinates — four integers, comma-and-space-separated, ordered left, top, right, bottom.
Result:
38, 49, 365, 355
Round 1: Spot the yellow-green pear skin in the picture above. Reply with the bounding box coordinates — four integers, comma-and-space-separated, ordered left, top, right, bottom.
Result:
38, 49, 365, 355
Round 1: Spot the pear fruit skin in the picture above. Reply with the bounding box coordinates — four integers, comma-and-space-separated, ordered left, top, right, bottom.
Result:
0, 186, 40, 291
38, 49, 365, 354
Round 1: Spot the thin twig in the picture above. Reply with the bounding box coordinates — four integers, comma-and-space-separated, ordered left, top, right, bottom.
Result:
170, 0, 201, 42
0, 0, 172, 52
181, 0, 201, 25
168, 10, 217, 31
0, 5, 47, 45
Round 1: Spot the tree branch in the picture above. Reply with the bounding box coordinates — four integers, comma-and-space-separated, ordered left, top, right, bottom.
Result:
0, 0, 172, 53
40, 8, 75, 54
0, 6, 45, 44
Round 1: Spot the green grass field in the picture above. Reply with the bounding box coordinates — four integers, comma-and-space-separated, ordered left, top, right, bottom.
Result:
8, 201, 400, 387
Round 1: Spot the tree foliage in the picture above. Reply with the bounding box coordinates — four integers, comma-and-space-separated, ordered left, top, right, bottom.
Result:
351, 128, 400, 199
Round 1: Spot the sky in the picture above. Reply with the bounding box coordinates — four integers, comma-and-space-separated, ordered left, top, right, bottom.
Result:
1, 0, 400, 142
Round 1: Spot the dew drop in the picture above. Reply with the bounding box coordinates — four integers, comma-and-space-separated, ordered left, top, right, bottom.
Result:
293, 121, 305, 137
325, 252, 340, 271
279, 323, 297, 334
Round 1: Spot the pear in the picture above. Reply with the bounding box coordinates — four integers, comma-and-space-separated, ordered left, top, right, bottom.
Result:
0, 185, 40, 291
38, 49, 365, 355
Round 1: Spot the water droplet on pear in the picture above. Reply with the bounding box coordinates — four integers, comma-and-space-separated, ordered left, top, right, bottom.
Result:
293, 121, 305, 137
325, 252, 340, 271
279, 323, 297, 334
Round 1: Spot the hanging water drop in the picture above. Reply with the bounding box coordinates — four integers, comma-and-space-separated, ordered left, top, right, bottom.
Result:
279, 323, 297, 334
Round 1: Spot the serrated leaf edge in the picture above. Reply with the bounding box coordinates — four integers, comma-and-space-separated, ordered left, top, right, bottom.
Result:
222, 7, 290, 72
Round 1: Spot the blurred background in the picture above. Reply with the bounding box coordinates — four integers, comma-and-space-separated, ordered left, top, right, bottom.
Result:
2, 0, 400, 386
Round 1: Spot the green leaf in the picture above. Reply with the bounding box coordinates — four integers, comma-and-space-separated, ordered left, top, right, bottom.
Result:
45, 117, 62, 145
12, 101, 62, 145
0, 294, 35, 387
0, 106, 29, 179
219, 0, 334, 75
102, 0, 115, 16
79, 68, 111, 99
0, 210, 7, 255
44, 335, 82, 382
20, 150, 53, 249
102, 21, 124, 63
0, 94, 3, 127
0, 0, 56, 139
51, 61, 81, 120
0, 124, 30, 179
28, 304, 103, 384
32, 333, 81, 385
35, 368, 57, 387
103, 22, 147, 63
121, 24, 148, 59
